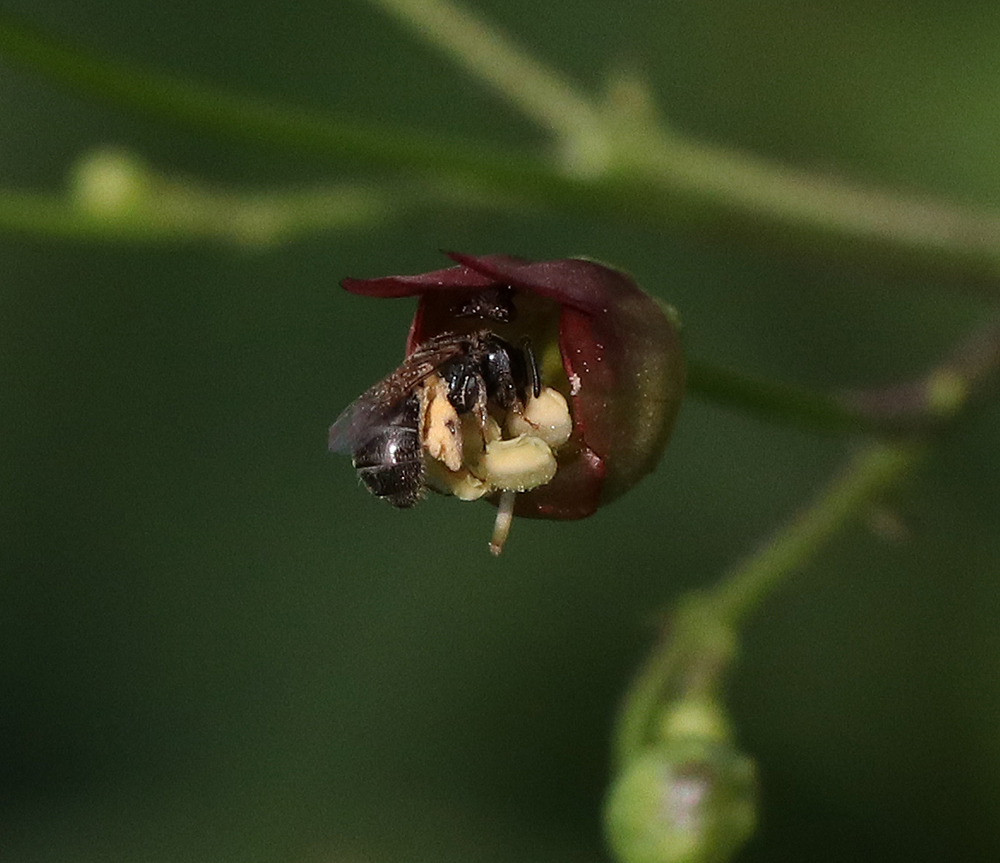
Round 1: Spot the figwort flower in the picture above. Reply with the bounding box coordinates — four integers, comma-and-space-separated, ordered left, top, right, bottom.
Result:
330, 252, 684, 553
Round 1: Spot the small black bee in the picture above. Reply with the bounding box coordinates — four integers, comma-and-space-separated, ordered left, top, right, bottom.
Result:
328, 329, 538, 507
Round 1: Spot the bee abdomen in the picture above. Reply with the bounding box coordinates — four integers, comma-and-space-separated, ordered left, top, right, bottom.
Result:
356, 457, 424, 507
351, 401, 425, 507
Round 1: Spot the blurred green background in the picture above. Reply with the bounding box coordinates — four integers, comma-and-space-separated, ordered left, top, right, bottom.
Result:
2, 1, 999, 861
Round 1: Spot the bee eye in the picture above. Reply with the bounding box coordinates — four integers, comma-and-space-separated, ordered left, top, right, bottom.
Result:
441, 360, 481, 414
480, 339, 521, 410
334, 253, 685, 551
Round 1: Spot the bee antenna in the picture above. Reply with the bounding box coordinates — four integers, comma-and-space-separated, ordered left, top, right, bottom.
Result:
520, 336, 541, 399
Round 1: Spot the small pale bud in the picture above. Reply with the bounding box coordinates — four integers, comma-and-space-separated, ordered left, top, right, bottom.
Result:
71, 147, 151, 216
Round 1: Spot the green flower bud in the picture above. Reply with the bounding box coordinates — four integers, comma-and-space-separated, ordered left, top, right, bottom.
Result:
604, 737, 757, 863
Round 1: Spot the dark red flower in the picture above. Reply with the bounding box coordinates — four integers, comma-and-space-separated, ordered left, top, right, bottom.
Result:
332, 252, 684, 539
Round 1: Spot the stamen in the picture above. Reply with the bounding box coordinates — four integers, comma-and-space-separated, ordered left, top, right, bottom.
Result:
489, 490, 517, 556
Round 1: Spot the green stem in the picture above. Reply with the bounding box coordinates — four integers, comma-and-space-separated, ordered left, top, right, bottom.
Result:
613, 298, 1000, 763
688, 312, 1000, 433
613, 594, 736, 765
613, 439, 922, 764
365, 0, 605, 154
628, 134, 1000, 292
0, 14, 540, 180
366, 0, 1000, 293
685, 361, 871, 433
6, 14, 1000, 290
710, 441, 921, 627
0, 183, 399, 245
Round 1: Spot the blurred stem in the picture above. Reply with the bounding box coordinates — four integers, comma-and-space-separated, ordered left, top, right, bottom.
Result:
0, 146, 498, 245
0, 181, 993, 433
686, 361, 874, 433
0, 182, 400, 245
613, 593, 737, 765
361, 0, 1000, 293
613, 439, 922, 764
709, 441, 921, 627
0, 13, 542, 180
688, 311, 1000, 432
616, 310, 1000, 762
842, 314, 1000, 426
5, 14, 1000, 291
365, 0, 606, 159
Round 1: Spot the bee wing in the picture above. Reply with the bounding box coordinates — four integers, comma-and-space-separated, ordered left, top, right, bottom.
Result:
328, 336, 468, 453
327, 394, 394, 454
